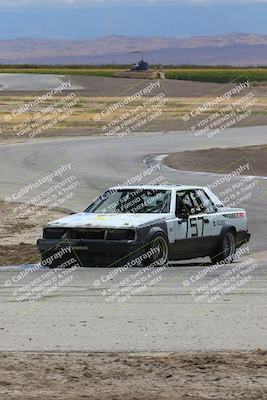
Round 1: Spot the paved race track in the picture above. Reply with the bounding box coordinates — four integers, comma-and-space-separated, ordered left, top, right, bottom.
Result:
0, 125, 266, 251
0, 258, 266, 352
0, 126, 266, 351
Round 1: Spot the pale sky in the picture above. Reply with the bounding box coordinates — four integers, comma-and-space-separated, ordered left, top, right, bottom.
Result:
1, 0, 267, 5
0, 0, 266, 39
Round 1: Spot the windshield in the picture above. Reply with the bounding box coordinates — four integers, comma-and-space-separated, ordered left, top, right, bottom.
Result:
85, 189, 172, 214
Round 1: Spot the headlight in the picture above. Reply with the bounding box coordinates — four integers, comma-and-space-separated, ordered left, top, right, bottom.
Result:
106, 229, 136, 241
43, 228, 65, 239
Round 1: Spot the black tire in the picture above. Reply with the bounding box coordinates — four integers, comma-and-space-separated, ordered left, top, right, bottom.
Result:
144, 233, 169, 267
211, 231, 236, 264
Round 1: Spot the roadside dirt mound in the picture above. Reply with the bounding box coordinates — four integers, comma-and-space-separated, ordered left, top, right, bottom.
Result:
0, 201, 67, 266
0, 244, 39, 266
165, 145, 267, 176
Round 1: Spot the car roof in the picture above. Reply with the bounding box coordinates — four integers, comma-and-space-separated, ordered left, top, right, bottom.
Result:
109, 185, 204, 191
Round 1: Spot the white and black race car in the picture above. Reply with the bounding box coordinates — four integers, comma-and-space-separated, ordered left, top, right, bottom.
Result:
37, 185, 250, 268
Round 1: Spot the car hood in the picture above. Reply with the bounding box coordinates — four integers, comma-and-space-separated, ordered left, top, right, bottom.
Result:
46, 213, 169, 229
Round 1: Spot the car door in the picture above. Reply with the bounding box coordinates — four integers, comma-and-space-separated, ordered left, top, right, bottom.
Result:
187, 190, 212, 239
193, 189, 221, 252
173, 190, 214, 259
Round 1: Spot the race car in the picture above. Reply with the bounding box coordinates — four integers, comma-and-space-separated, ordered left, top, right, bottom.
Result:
37, 185, 250, 268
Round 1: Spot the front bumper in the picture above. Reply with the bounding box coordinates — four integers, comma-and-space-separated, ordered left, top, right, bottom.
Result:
37, 238, 145, 267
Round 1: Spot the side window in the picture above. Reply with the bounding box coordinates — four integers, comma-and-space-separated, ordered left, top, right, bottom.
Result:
181, 193, 191, 213
176, 191, 200, 215
188, 191, 202, 214
176, 192, 188, 215
176, 190, 216, 216
195, 189, 217, 214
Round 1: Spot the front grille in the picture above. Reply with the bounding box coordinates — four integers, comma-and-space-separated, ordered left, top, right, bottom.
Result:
68, 229, 106, 240
43, 228, 136, 241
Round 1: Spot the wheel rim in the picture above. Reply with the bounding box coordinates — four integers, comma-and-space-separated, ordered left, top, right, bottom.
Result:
150, 236, 168, 266
223, 232, 236, 260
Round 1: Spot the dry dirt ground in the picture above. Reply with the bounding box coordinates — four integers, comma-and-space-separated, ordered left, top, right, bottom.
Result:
0, 201, 67, 266
1, 77, 267, 143
0, 350, 266, 400
165, 145, 267, 176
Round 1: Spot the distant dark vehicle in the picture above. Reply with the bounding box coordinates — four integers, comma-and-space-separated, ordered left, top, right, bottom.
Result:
130, 51, 149, 71
131, 59, 149, 71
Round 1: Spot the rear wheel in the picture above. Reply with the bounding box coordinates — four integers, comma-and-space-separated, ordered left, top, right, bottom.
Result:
211, 231, 236, 264
144, 233, 169, 267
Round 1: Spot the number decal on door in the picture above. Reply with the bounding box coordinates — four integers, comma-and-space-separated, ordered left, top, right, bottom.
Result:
188, 217, 206, 238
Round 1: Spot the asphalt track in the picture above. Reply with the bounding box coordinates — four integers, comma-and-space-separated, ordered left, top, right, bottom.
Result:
0, 126, 267, 351
0, 256, 267, 352
0, 125, 267, 250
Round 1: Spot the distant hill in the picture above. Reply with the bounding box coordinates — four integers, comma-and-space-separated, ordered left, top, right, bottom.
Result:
1, 34, 267, 66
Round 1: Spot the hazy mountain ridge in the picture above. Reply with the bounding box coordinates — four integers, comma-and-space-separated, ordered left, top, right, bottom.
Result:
1, 34, 267, 65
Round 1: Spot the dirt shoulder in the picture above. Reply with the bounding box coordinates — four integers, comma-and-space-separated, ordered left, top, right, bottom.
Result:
1, 77, 267, 144
165, 145, 267, 176
0, 201, 68, 266
0, 350, 266, 400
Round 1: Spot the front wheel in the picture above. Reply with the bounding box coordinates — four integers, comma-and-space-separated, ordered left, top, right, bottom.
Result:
144, 233, 169, 267
211, 231, 236, 264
